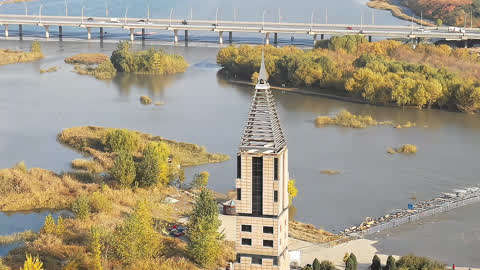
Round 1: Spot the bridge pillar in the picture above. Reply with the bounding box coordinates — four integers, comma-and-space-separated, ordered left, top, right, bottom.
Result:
368, 36, 372, 42
184, 30, 188, 43
44, 25, 49, 39
130, 28, 134, 41
142, 28, 146, 40
229, 31, 233, 43
320, 34, 324, 40
18, 24, 23, 37
265, 32, 270, 45
99, 27, 104, 40
218, 31, 223, 44
274, 33, 278, 44
4, 25, 8, 37
58, 26, 63, 38
313, 34, 317, 47
173, 29, 178, 43
87, 27, 92, 40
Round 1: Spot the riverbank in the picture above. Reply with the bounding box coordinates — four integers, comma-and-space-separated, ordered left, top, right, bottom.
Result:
367, 0, 434, 26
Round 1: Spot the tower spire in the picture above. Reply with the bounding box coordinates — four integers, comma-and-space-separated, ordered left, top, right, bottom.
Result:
240, 50, 287, 153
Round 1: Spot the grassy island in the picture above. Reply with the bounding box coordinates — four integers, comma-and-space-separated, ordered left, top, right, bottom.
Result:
315, 110, 415, 129
0, 41, 43, 66
218, 38, 480, 113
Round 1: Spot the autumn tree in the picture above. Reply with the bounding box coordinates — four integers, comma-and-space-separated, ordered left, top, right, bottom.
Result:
187, 189, 222, 268
135, 142, 170, 187
110, 150, 136, 187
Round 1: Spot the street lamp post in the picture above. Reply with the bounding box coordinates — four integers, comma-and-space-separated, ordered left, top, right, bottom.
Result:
124, 7, 128, 24
81, 6, 85, 24
216, 8, 219, 26
64, 0, 67, 16
262, 9, 267, 30
169, 8, 174, 26
39, 4, 43, 23
310, 10, 314, 30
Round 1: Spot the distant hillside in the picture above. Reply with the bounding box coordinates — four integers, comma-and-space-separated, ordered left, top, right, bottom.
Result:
404, 0, 480, 27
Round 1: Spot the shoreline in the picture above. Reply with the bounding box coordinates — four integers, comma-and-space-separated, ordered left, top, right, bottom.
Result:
367, 0, 434, 27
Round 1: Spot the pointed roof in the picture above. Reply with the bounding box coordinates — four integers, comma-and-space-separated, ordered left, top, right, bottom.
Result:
239, 50, 287, 153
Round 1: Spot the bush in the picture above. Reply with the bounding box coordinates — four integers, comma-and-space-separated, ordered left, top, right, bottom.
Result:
140, 96, 152, 105
41, 214, 56, 235
385, 255, 396, 270
30, 41, 42, 55
345, 257, 355, 270
89, 191, 112, 213
396, 255, 445, 270
192, 171, 210, 189
94, 60, 116, 80
89, 227, 103, 270
104, 129, 140, 154
15, 161, 27, 173
288, 179, 298, 203
135, 142, 170, 187
110, 150, 136, 188
371, 255, 381, 270
316, 260, 337, 270
313, 259, 321, 270
112, 200, 160, 264
21, 254, 43, 270
71, 195, 91, 220
396, 144, 417, 154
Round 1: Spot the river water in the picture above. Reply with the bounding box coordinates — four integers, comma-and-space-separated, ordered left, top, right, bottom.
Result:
1, 0, 480, 267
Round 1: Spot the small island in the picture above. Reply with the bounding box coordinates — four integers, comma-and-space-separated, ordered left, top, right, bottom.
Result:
65, 42, 188, 80
217, 37, 480, 113
0, 41, 43, 66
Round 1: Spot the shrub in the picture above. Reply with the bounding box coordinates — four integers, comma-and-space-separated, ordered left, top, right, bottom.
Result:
288, 179, 298, 203
385, 255, 396, 270
41, 214, 56, 235
396, 255, 445, 270
110, 150, 136, 188
15, 161, 27, 172
140, 96, 152, 105
89, 227, 103, 270
104, 129, 140, 154
21, 254, 44, 270
316, 260, 337, 270
71, 195, 91, 220
89, 191, 112, 213
135, 142, 170, 187
30, 41, 42, 55
187, 189, 222, 268
112, 200, 160, 264
349, 253, 357, 270
345, 257, 355, 270
312, 258, 321, 270
94, 60, 116, 80
192, 171, 210, 189
371, 255, 381, 270
396, 144, 417, 154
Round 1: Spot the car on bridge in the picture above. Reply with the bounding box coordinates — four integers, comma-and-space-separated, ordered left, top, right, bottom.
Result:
110, 18, 121, 23
87, 17, 94, 22
346, 26, 353, 30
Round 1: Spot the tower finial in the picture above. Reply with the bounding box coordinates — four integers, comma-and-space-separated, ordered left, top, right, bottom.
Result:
258, 49, 269, 84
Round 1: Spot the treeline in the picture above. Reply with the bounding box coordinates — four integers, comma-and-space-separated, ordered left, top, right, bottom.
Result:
217, 36, 480, 113
111, 41, 188, 75
404, 0, 480, 27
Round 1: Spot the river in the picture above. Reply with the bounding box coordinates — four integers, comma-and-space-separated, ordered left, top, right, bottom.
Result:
1, 0, 480, 267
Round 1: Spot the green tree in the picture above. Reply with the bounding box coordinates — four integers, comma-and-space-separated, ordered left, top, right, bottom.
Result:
110, 41, 134, 72
187, 189, 222, 268
192, 171, 210, 189
313, 258, 321, 270
90, 228, 103, 270
113, 200, 160, 264
371, 255, 381, 270
135, 142, 170, 187
72, 195, 91, 220
396, 254, 445, 270
345, 257, 355, 270
110, 150, 136, 188
288, 179, 298, 203
349, 253, 358, 270
104, 129, 140, 154
436, 19, 443, 26
385, 255, 396, 270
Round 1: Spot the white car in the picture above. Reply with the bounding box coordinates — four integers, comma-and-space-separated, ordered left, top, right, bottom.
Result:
110, 18, 120, 23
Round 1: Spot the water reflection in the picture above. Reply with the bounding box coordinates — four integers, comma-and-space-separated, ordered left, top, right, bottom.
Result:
112, 73, 181, 96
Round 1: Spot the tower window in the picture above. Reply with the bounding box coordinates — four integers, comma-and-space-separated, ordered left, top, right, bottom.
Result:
252, 157, 263, 216
237, 188, 241, 200
241, 225, 252, 232
237, 155, 241, 179
263, 226, 273, 234
274, 190, 278, 202
241, 238, 252, 246
274, 157, 278, 180
263, 240, 274, 247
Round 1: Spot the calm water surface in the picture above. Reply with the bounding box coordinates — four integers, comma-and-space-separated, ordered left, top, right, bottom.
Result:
0, 39, 479, 264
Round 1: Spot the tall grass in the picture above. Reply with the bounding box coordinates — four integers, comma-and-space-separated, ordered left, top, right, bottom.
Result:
65, 53, 109, 65
0, 230, 37, 245
315, 110, 392, 129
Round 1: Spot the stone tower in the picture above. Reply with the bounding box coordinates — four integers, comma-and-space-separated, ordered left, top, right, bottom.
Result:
234, 51, 289, 270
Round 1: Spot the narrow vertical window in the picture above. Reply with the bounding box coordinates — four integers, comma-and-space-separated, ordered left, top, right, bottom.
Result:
237, 188, 242, 200
274, 190, 278, 202
252, 157, 263, 216
237, 155, 241, 179
274, 157, 278, 180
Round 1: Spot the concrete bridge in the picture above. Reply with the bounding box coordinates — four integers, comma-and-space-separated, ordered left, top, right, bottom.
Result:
1, 14, 480, 45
